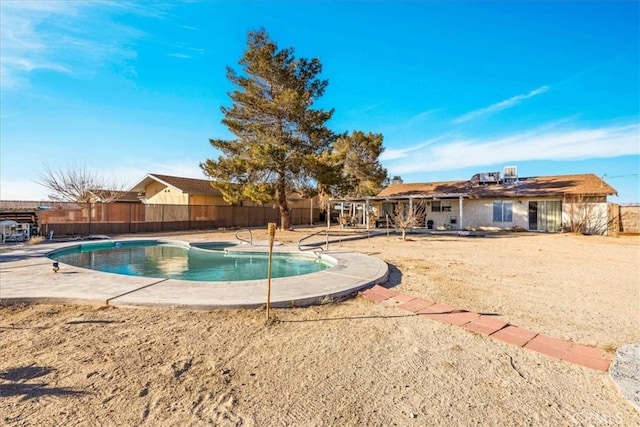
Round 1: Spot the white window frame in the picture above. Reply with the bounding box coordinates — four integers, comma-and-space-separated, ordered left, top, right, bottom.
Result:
493, 201, 513, 222
432, 201, 452, 212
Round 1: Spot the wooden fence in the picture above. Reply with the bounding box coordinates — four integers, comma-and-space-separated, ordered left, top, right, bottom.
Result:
37, 203, 321, 236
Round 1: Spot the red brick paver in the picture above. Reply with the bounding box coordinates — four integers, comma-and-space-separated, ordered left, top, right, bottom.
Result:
437, 310, 481, 326
561, 344, 613, 371
361, 286, 612, 371
397, 298, 436, 313
361, 285, 399, 302
369, 285, 398, 299
524, 334, 573, 359
386, 293, 416, 304
416, 303, 455, 316
361, 288, 391, 302
464, 315, 509, 336
490, 325, 537, 347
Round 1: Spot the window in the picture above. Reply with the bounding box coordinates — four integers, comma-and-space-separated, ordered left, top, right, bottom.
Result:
432, 201, 452, 212
493, 201, 513, 222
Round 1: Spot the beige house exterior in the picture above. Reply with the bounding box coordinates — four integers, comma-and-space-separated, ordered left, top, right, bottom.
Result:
130, 174, 230, 206
130, 173, 318, 208
88, 190, 141, 204
335, 171, 617, 234
129, 173, 319, 223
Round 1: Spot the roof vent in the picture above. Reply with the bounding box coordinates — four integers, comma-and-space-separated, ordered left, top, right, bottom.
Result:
391, 176, 404, 185
503, 166, 518, 183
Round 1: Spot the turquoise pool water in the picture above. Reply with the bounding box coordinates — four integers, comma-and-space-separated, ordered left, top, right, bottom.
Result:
49, 241, 331, 282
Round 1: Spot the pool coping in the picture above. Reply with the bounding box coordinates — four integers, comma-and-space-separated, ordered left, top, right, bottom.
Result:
0, 238, 389, 309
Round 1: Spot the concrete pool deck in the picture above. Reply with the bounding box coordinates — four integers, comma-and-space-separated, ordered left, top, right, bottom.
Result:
0, 239, 389, 309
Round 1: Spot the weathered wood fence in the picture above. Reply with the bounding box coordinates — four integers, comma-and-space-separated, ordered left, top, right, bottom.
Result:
34, 203, 321, 236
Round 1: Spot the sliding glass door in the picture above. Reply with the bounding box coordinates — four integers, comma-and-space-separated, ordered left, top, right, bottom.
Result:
528, 201, 562, 232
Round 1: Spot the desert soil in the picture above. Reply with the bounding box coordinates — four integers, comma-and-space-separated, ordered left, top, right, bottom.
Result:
1, 228, 639, 426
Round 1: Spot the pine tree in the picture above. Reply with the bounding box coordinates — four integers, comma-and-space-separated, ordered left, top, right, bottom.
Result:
201, 29, 334, 230
333, 131, 388, 197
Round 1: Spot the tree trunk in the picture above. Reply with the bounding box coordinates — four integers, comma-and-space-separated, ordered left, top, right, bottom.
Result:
277, 176, 291, 230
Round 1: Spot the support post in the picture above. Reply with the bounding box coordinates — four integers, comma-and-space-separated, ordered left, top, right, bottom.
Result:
458, 195, 464, 230
326, 201, 330, 250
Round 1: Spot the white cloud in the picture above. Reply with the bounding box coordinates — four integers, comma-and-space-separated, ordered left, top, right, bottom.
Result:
383, 123, 640, 174
347, 101, 385, 116
167, 53, 192, 59
405, 109, 442, 128
0, 1, 162, 90
453, 85, 550, 124
380, 135, 449, 161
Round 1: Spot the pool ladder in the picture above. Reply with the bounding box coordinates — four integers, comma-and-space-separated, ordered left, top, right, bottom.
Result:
298, 230, 328, 255
235, 228, 253, 245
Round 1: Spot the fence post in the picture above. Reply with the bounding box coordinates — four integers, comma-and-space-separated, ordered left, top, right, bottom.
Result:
266, 222, 277, 322
234, 206, 238, 227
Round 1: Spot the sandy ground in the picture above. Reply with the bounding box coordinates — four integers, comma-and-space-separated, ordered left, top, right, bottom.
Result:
1, 228, 639, 426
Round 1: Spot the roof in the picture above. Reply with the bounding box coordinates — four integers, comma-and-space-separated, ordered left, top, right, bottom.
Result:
89, 190, 141, 203
377, 180, 468, 197
377, 174, 617, 199
130, 174, 223, 196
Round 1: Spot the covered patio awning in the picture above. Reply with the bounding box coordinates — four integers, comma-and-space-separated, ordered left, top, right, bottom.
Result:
327, 193, 468, 230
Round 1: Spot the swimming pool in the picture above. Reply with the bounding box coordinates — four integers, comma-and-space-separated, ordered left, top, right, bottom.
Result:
48, 240, 332, 282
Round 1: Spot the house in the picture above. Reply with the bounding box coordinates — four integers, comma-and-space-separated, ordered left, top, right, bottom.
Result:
129, 173, 318, 208
130, 174, 231, 205
88, 190, 141, 204
335, 168, 617, 234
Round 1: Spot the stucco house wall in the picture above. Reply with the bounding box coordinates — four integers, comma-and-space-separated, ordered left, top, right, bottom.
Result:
144, 181, 189, 205
460, 198, 564, 231
459, 199, 498, 230
562, 196, 610, 234
437, 197, 611, 232
423, 200, 461, 230
371, 172, 616, 234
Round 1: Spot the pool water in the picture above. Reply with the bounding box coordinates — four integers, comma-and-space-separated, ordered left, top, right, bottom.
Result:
49, 241, 331, 282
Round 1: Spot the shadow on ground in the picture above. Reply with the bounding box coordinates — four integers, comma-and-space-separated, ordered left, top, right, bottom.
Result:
383, 263, 403, 289
0, 365, 88, 400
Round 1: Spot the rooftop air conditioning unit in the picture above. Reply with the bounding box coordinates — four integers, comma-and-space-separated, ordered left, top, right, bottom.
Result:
478, 172, 500, 183
503, 166, 518, 183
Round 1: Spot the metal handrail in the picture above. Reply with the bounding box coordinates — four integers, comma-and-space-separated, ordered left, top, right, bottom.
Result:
235, 228, 253, 245
298, 230, 328, 252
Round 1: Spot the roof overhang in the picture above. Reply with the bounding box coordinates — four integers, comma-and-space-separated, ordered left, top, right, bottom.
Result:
329, 193, 468, 204
128, 174, 182, 193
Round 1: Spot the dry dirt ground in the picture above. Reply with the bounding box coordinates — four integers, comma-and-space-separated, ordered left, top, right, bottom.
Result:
1, 228, 639, 426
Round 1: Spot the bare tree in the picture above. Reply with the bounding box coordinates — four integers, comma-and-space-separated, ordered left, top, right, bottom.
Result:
392, 199, 427, 240
36, 162, 127, 203
563, 194, 609, 235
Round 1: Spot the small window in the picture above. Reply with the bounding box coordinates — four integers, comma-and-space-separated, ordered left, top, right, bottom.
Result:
493, 201, 513, 222
432, 201, 452, 212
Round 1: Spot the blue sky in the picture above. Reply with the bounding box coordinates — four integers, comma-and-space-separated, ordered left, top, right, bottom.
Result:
1, 1, 638, 202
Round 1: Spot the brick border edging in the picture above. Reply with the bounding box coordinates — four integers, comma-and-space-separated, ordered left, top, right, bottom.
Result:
361, 285, 612, 372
